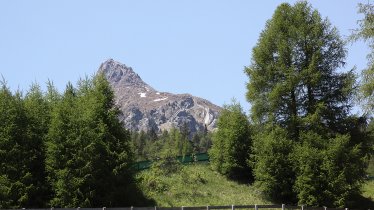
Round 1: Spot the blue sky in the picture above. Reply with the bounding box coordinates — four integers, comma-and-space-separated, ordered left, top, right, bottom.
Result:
0, 0, 369, 113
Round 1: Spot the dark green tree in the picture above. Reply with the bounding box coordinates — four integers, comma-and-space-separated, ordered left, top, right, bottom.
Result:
246, 1, 353, 137
23, 83, 51, 207
0, 83, 31, 208
90, 74, 135, 206
46, 75, 134, 207
209, 101, 252, 180
246, 1, 369, 206
46, 82, 80, 207
251, 126, 295, 203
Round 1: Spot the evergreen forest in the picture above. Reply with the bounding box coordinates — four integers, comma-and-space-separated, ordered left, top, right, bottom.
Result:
1, 1, 374, 209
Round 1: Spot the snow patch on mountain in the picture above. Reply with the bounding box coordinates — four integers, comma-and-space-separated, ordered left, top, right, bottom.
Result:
154, 97, 168, 102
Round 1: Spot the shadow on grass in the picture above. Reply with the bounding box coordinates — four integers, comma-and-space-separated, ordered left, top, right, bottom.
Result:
346, 193, 374, 209
123, 180, 156, 207
227, 167, 254, 185
108, 175, 156, 207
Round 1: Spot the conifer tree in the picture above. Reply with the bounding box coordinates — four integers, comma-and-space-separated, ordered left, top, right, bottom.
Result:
246, 1, 353, 137
0, 83, 31, 208
46, 75, 134, 207
246, 1, 369, 206
350, 2, 374, 114
23, 83, 51, 207
46, 82, 80, 207
209, 101, 252, 180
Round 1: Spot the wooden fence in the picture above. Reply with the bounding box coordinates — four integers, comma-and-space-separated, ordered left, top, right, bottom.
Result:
2, 204, 369, 210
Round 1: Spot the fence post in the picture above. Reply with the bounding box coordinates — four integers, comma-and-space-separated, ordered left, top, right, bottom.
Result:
255, 204, 258, 210
103, 207, 106, 210
323, 207, 327, 210
182, 206, 184, 210
155, 206, 157, 210
77, 207, 80, 210
232, 205, 235, 210
282, 204, 285, 210
301, 205, 304, 210
51, 207, 54, 210
131, 206, 133, 210
207, 206, 210, 210
345, 208, 348, 210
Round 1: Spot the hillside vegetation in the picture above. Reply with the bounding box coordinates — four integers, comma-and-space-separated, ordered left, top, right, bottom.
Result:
362, 159, 374, 201
136, 162, 374, 208
136, 163, 267, 207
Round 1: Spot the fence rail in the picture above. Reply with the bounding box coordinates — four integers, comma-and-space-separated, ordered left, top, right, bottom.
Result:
2, 204, 369, 210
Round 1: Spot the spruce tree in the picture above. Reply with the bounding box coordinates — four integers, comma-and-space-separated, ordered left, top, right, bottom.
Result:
209, 101, 252, 180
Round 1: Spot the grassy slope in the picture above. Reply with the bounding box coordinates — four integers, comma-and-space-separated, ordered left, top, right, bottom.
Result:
136, 163, 268, 207
136, 162, 374, 207
362, 158, 374, 201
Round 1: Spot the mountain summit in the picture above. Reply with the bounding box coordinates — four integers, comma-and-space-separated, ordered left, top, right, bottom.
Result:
98, 59, 221, 133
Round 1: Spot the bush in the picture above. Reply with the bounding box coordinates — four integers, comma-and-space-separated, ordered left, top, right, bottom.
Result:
252, 126, 296, 203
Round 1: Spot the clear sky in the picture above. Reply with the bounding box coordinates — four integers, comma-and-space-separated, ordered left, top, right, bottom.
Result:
0, 0, 369, 113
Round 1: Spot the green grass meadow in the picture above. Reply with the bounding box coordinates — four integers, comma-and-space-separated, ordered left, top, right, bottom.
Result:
136, 163, 267, 207
136, 161, 374, 208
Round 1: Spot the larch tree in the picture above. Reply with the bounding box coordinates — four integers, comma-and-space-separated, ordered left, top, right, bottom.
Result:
350, 2, 374, 114
46, 74, 134, 207
246, 1, 353, 137
246, 1, 369, 206
0, 82, 33, 208
23, 83, 51, 207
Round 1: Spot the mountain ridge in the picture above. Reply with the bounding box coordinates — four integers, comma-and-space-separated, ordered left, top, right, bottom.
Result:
98, 59, 221, 133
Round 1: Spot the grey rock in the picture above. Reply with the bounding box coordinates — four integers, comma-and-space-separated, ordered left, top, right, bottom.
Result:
98, 59, 221, 133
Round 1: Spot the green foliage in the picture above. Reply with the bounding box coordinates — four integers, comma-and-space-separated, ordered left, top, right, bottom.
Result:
137, 163, 267, 207
139, 147, 181, 194
0, 82, 47, 208
350, 2, 374, 114
293, 132, 367, 207
23, 83, 51, 207
131, 126, 211, 162
209, 101, 252, 180
46, 74, 134, 207
252, 126, 295, 203
246, 1, 369, 207
245, 1, 353, 137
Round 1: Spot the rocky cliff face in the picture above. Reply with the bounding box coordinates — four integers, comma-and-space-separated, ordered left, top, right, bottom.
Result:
98, 59, 221, 133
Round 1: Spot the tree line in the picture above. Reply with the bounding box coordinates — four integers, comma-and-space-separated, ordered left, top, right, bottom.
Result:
130, 124, 212, 162
1, 1, 374, 209
0, 75, 154, 208
0, 72, 211, 208
209, 1, 374, 208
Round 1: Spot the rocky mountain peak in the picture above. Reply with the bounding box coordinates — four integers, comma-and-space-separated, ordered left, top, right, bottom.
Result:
98, 59, 146, 88
98, 59, 221, 133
